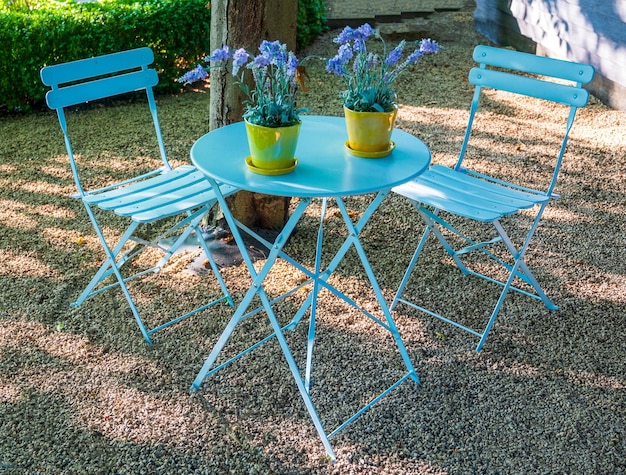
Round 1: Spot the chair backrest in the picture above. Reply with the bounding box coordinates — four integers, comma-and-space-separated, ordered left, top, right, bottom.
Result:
40, 47, 170, 196
456, 45, 595, 195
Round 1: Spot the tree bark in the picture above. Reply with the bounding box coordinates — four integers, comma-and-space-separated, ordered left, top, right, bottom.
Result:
209, 0, 298, 230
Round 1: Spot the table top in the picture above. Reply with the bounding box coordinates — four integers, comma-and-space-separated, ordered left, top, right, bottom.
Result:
191, 115, 431, 198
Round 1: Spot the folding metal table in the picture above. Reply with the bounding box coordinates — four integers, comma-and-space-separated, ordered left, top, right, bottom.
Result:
190, 115, 431, 460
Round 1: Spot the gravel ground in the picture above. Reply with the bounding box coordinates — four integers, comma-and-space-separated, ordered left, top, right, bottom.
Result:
1, 7, 625, 475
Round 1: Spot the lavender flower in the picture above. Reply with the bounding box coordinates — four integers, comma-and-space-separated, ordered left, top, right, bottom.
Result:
385, 41, 406, 66
178, 65, 208, 84
420, 38, 440, 53
407, 49, 425, 64
232, 48, 250, 75
334, 26, 355, 45
208, 45, 231, 62
326, 56, 345, 76
178, 40, 309, 127
325, 23, 440, 112
353, 23, 375, 41
252, 53, 272, 69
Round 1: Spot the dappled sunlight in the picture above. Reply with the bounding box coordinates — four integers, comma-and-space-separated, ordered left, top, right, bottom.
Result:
40, 163, 74, 181
565, 369, 626, 391
469, 351, 626, 392
564, 270, 626, 304
0, 177, 74, 197
541, 206, 594, 223
481, 357, 541, 378
0, 199, 39, 229
0, 248, 60, 278
398, 104, 469, 130
41, 226, 100, 252
75, 153, 163, 174
0, 199, 77, 230
0, 377, 23, 403
0, 163, 18, 173
0, 321, 220, 448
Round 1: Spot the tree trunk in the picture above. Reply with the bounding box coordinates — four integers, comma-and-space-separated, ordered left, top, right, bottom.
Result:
209, 0, 298, 230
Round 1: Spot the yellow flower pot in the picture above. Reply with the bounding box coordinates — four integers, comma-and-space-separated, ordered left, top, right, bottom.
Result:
344, 105, 398, 156
245, 120, 300, 175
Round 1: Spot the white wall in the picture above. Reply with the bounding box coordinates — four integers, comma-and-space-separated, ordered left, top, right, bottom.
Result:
474, 0, 626, 110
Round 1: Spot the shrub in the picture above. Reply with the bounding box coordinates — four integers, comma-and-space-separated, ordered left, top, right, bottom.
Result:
1, 0, 212, 112
0, 0, 327, 112
297, 0, 327, 50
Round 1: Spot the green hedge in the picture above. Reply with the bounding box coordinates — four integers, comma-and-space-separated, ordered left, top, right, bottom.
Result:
0, 0, 327, 112
297, 0, 327, 49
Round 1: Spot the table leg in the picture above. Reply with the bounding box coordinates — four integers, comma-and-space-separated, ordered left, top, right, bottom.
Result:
289, 193, 420, 385
334, 195, 420, 384
190, 184, 337, 459
191, 185, 418, 461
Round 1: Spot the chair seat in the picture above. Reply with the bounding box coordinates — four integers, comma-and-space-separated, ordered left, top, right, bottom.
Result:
41, 47, 237, 344
391, 45, 593, 351
392, 165, 550, 222
84, 165, 238, 223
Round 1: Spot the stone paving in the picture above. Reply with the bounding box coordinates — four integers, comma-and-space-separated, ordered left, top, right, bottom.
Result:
325, 0, 469, 26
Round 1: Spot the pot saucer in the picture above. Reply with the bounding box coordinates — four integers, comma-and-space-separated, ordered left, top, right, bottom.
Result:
345, 141, 396, 158
245, 157, 298, 175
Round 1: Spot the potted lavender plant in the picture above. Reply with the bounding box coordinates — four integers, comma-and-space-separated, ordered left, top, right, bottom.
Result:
325, 24, 440, 156
180, 40, 308, 174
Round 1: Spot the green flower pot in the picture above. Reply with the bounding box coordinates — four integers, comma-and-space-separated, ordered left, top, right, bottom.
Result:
245, 120, 301, 175
344, 105, 398, 156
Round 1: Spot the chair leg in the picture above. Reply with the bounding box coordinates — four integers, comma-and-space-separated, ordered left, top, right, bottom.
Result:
390, 224, 431, 311
72, 204, 232, 344
395, 204, 559, 351
493, 219, 558, 310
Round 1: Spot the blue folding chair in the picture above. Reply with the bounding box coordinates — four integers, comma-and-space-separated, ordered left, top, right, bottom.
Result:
391, 45, 594, 351
41, 47, 237, 344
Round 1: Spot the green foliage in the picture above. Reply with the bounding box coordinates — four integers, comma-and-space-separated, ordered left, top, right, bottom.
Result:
0, 0, 210, 112
297, 0, 327, 50
0, 0, 327, 112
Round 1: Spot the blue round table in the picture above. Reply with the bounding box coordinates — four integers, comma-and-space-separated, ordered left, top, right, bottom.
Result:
190, 115, 431, 461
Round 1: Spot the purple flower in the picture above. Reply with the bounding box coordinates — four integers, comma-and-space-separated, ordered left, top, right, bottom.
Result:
334, 26, 355, 45
420, 38, 440, 54
326, 56, 345, 76
353, 39, 366, 53
407, 48, 424, 64
354, 23, 375, 41
177, 64, 207, 84
232, 48, 249, 67
208, 45, 231, 62
257, 40, 288, 67
232, 48, 250, 75
252, 53, 271, 68
385, 40, 406, 66
259, 39, 282, 56
338, 43, 353, 62
287, 52, 299, 77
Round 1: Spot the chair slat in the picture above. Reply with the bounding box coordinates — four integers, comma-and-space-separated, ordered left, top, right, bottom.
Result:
44, 69, 158, 109
395, 166, 547, 222
40, 47, 154, 86
113, 178, 214, 216
430, 166, 549, 204
132, 184, 239, 223
84, 165, 196, 205
473, 44, 594, 84
469, 68, 589, 106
